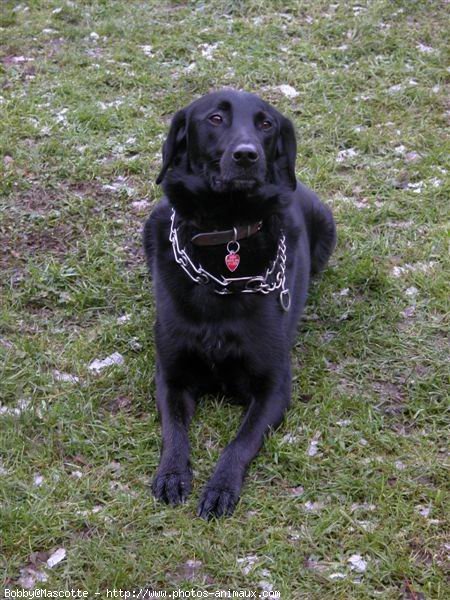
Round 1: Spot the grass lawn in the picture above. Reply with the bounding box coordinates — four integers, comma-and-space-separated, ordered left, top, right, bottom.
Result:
1, 0, 449, 597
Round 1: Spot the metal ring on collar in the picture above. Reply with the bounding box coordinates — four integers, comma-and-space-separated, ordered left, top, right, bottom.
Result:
279, 289, 291, 312
227, 240, 240, 254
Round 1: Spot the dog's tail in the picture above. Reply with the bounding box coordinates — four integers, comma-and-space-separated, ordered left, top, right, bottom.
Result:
300, 187, 336, 276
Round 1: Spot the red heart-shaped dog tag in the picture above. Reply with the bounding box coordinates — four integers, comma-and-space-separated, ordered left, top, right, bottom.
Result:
225, 252, 240, 272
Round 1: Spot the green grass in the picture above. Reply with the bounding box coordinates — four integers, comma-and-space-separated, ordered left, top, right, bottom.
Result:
1, 0, 449, 598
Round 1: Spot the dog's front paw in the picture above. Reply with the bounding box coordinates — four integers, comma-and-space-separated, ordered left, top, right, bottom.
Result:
197, 486, 239, 520
152, 470, 192, 505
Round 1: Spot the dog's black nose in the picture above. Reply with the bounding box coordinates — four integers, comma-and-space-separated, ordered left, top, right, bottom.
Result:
232, 144, 259, 166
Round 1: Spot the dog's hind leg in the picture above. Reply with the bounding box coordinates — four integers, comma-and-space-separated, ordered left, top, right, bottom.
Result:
309, 200, 336, 276
298, 184, 336, 275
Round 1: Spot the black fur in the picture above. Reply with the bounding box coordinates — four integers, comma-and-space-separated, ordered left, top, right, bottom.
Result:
143, 90, 336, 519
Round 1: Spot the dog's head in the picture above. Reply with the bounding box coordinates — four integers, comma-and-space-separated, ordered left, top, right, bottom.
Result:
156, 90, 297, 202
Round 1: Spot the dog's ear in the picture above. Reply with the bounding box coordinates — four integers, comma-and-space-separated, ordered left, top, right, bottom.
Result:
156, 109, 187, 184
275, 116, 297, 190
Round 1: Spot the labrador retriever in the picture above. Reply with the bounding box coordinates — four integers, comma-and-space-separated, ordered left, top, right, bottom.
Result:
143, 89, 336, 519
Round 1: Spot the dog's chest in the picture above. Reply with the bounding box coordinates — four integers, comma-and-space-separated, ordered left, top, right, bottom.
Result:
194, 325, 240, 365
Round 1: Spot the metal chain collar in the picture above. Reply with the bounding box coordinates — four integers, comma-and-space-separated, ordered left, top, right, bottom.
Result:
169, 208, 291, 310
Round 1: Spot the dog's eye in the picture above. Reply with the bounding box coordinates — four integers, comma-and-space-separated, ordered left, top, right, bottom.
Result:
261, 120, 272, 130
209, 114, 223, 125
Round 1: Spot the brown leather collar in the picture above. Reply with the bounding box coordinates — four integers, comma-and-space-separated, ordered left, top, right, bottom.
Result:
191, 221, 262, 246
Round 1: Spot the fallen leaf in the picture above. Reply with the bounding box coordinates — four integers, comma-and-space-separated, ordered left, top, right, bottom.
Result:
276, 84, 299, 99
336, 148, 358, 162
307, 431, 321, 457
17, 567, 48, 589
46, 548, 66, 568
237, 555, 259, 575
348, 554, 367, 573
304, 500, 325, 512
33, 474, 44, 487
88, 352, 124, 372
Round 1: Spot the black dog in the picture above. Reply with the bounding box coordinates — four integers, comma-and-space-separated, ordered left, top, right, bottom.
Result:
143, 89, 336, 519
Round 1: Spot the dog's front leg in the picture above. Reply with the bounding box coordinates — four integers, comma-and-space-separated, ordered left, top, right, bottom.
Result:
197, 365, 291, 519
152, 363, 195, 505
